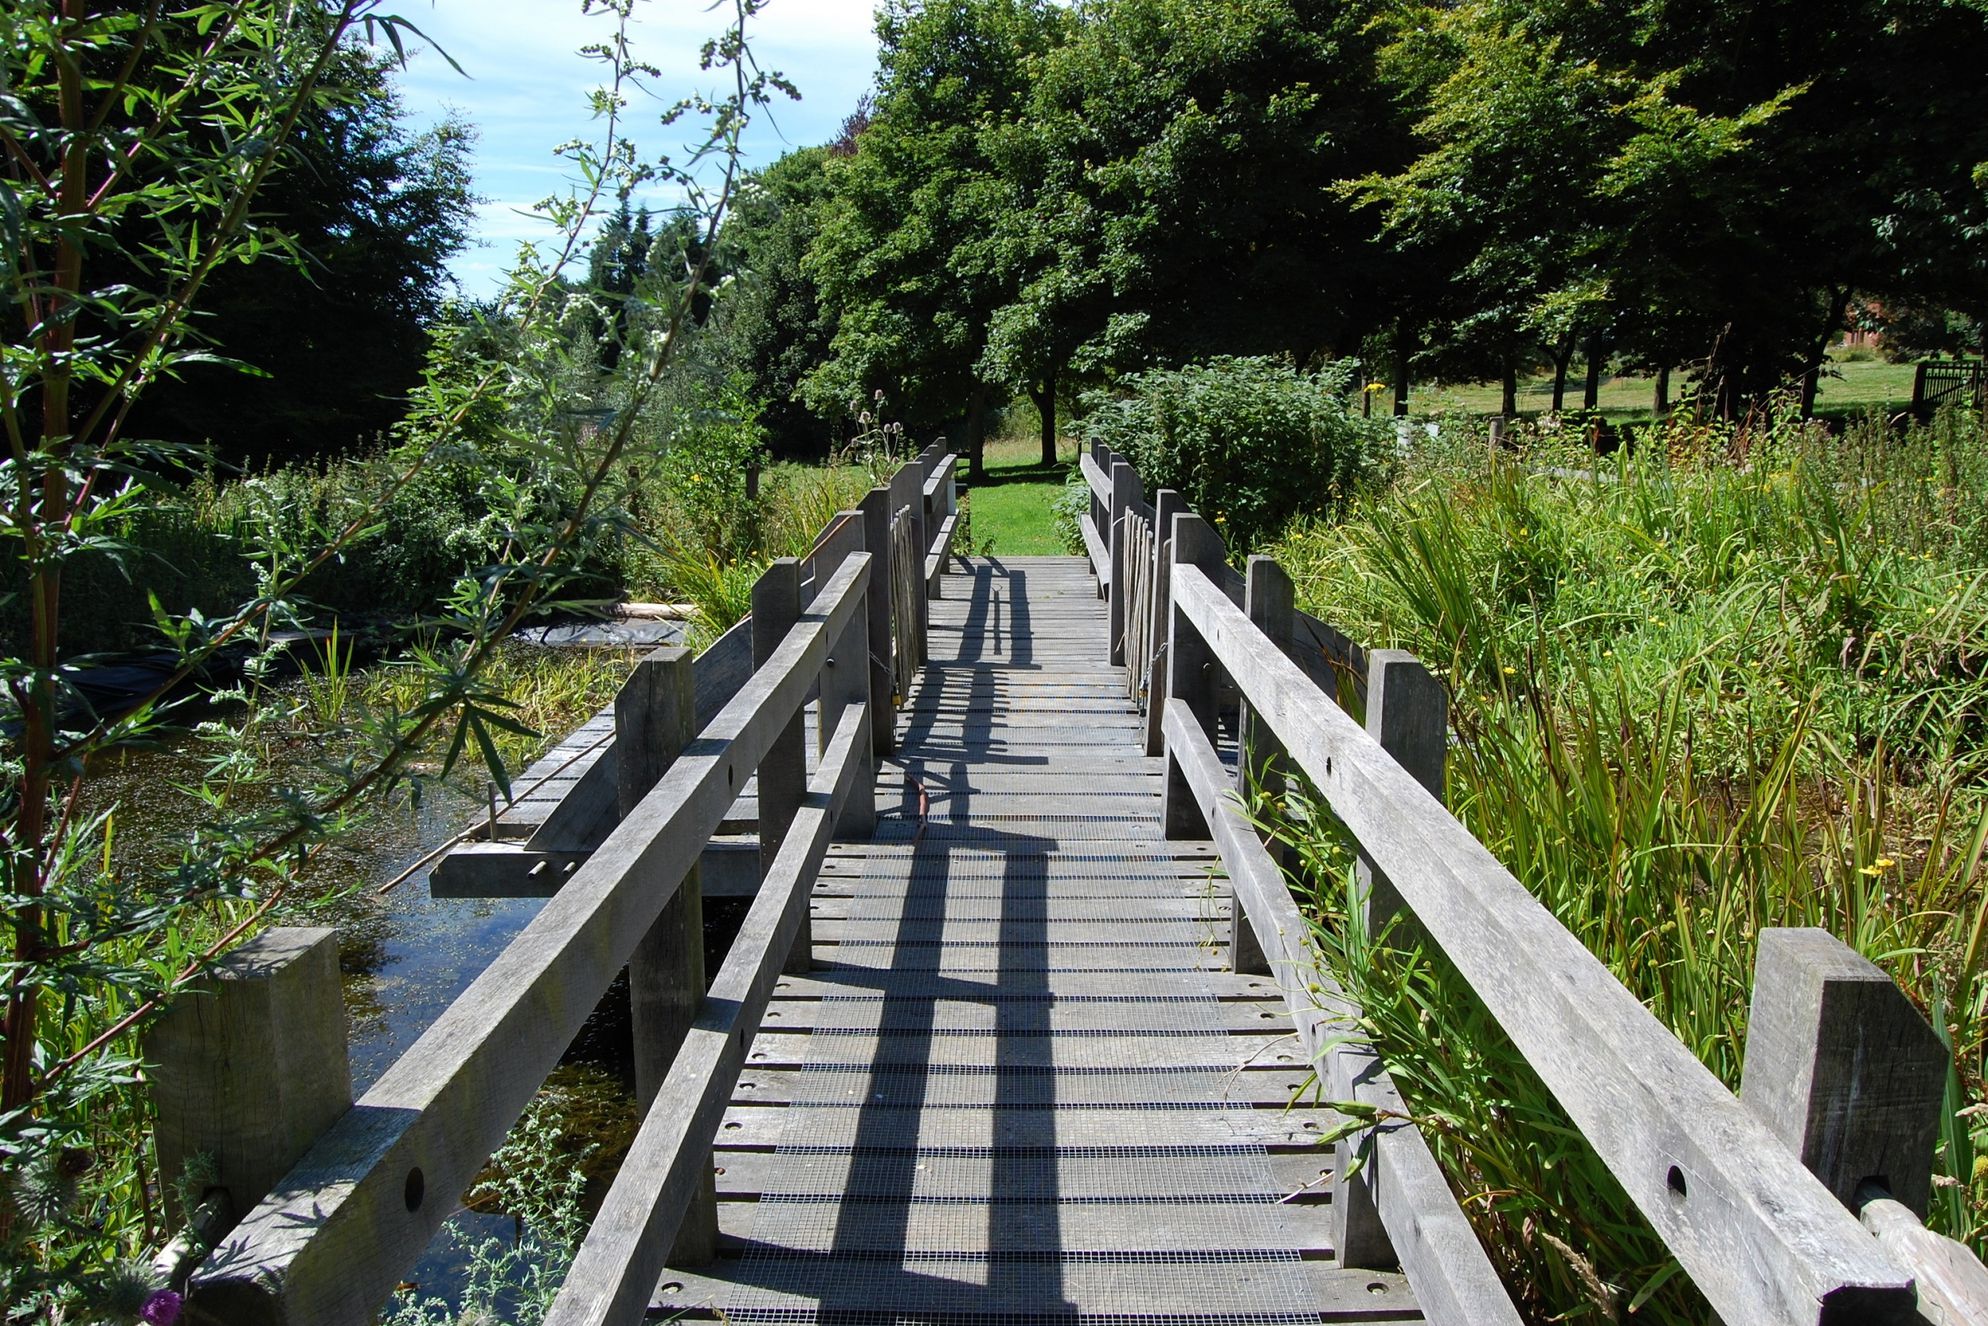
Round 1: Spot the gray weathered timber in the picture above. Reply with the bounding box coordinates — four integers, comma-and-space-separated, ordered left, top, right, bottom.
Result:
1232, 556, 1294, 976
615, 648, 716, 1261
888, 463, 927, 667
1356, 649, 1447, 938
1741, 928, 1949, 1218
189, 555, 873, 1326
146, 929, 352, 1230
814, 511, 877, 838
1142, 489, 1184, 756
1162, 513, 1227, 839
754, 559, 808, 974
1161, 701, 1523, 1326
1167, 563, 1914, 1326
543, 705, 871, 1326
1108, 460, 1142, 666
860, 488, 897, 753
1079, 509, 1108, 585
1858, 1193, 1988, 1326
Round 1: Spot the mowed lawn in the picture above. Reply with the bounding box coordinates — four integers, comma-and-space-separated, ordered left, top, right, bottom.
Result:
961, 436, 1075, 556
1407, 354, 1928, 421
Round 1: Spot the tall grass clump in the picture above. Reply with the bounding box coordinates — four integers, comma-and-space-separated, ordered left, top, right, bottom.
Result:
1076, 356, 1397, 551
1263, 406, 1988, 1321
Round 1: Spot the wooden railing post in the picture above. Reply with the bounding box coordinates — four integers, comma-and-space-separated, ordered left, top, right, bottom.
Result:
1107, 459, 1142, 667
753, 559, 808, 973
146, 928, 351, 1233
1356, 649, 1446, 938
1229, 555, 1294, 976
1738, 929, 1988, 1323
615, 646, 717, 1263
907, 466, 931, 663
1141, 489, 1183, 756
1161, 513, 1226, 840
860, 486, 897, 755
1741, 928, 1948, 1217
815, 514, 877, 838
1089, 440, 1109, 599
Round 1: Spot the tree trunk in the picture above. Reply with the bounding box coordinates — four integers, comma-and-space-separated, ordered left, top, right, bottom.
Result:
1583, 335, 1605, 410
1654, 366, 1671, 417
1033, 366, 1058, 467
1501, 364, 1518, 417
1800, 289, 1852, 421
966, 383, 989, 481
1551, 344, 1574, 414
1392, 321, 1412, 418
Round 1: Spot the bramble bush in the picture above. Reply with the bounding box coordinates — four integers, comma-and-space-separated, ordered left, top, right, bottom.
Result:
1075, 356, 1396, 551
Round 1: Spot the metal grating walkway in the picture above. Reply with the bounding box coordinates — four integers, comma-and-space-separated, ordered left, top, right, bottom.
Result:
655, 556, 1421, 1325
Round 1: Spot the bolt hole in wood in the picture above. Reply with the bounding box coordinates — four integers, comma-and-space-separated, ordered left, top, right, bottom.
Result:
1366, 1282, 1389, 1295
724, 1122, 742, 1131
403, 1167, 424, 1213
1666, 1165, 1687, 1199
661, 1282, 683, 1295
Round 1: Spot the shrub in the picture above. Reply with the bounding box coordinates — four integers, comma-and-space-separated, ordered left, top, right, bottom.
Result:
1075, 357, 1395, 551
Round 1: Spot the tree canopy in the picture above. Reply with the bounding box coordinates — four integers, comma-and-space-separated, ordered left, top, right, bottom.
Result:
719, 0, 1988, 434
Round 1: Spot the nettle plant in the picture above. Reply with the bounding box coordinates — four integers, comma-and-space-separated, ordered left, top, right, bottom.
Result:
0, 1, 787, 1317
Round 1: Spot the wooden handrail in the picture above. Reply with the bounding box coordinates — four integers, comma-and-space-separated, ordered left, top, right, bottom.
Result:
544, 701, 873, 1326
1159, 698, 1524, 1325
192, 554, 875, 1325
1166, 558, 1913, 1325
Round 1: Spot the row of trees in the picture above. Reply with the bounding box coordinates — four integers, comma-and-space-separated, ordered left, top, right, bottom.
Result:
713, 0, 1988, 467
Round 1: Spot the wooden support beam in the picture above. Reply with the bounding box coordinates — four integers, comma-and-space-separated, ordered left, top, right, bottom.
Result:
815, 512, 877, 840
753, 559, 807, 974
860, 488, 897, 754
1357, 649, 1447, 940
1142, 489, 1183, 757
615, 647, 717, 1264
1741, 928, 1949, 1218
1167, 563, 1915, 1326
1160, 701, 1524, 1326
1107, 460, 1142, 667
541, 705, 872, 1326
191, 554, 873, 1326
1162, 513, 1227, 840
1231, 555, 1294, 977
146, 928, 352, 1231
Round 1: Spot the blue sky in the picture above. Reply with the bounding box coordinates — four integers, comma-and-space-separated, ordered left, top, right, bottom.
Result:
389, 0, 882, 299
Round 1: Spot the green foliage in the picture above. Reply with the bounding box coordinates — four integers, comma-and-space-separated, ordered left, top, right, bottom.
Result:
650, 375, 771, 565
1077, 358, 1395, 551
1263, 409, 1988, 1316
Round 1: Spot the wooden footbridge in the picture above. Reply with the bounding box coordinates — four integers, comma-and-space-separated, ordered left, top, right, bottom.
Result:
155, 446, 1986, 1326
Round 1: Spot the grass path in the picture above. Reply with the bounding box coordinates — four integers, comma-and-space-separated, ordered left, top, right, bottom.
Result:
962, 437, 1074, 556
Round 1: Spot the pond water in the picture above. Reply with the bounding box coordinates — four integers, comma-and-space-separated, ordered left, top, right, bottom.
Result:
83, 643, 696, 1309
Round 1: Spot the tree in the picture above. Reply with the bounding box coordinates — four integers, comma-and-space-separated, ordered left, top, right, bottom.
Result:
800, 0, 1061, 479
717, 145, 842, 457
117, 43, 473, 466
0, 2, 775, 1313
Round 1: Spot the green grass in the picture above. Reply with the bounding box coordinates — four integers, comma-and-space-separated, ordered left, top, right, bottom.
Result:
1264, 408, 1988, 1321
960, 434, 1078, 556
1407, 355, 1932, 422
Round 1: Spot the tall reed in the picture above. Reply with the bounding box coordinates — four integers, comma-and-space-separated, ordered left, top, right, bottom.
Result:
1266, 407, 1988, 1320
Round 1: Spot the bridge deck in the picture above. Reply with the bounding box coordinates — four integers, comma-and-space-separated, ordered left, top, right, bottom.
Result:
655, 556, 1422, 1325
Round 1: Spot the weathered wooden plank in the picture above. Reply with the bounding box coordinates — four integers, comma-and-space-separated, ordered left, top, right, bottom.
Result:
1079, 510, 1108, 583
542, 705, 871, 1326
712, 1148, 1336, 1206
191, 555, 874, 1326
1168, 565, 1915, 1325
650, 1250, 1417, 1320
146, 929, 352, 1230
709, 1101, 1329, 1151
1162, 700, 1523, 1326
1741, 927, 1950, 1220
1859, 1195, 1988, 1326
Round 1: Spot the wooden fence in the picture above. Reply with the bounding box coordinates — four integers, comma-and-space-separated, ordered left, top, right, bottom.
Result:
147, 449, 959, 1325
1083, 439, 1988, 1326
1912, 360, 1987, 420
